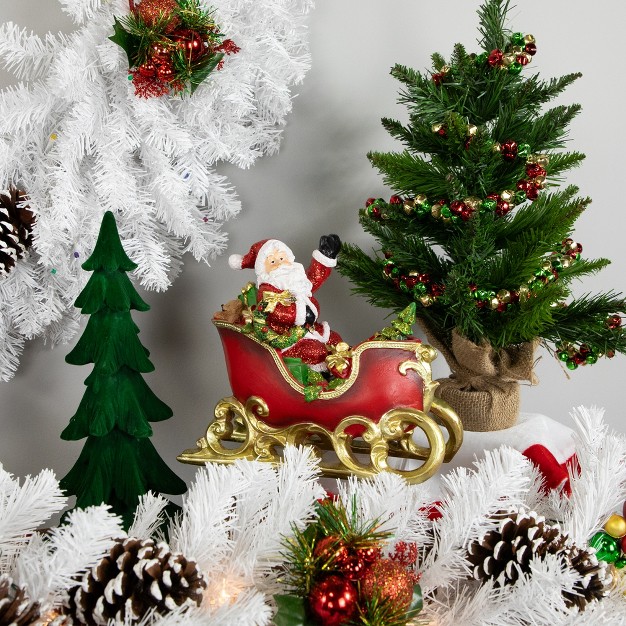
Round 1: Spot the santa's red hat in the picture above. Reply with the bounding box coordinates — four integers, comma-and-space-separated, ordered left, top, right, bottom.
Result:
228, 239, 295, 274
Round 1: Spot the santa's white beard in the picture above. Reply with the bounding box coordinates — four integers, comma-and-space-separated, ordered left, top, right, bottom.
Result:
257, 262, 313, 297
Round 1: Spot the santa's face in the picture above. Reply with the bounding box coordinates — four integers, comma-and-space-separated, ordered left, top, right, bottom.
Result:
264, 248, 291, 273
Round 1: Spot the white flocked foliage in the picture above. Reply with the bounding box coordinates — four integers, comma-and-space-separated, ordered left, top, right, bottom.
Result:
0, 0, 313, 380
1, 410, 625, 625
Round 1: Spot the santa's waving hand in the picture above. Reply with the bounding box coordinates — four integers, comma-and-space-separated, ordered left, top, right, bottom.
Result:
228, 236, 344, 370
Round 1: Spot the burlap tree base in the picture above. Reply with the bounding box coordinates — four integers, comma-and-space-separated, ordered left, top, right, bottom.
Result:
421, 327, 539, 432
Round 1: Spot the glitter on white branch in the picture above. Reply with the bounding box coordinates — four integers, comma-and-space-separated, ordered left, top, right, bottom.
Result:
0, 0, 313, 380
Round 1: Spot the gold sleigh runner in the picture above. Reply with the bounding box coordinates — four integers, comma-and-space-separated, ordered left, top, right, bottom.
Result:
179, 321, 463, 483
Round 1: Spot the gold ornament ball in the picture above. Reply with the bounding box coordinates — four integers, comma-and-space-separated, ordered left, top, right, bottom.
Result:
497, 289, 511, 304
431, 123, 443, 134
465, 196, 481, 210
420, 295, 434, 307
604, 514, 626, 539
467, 124, 478, 136
518, 284, 530, 300
403, 200, 415, 215
360, 559, 414, 612
536, 154, 550, 167
490, 296, 500, 310
500, 189, 514, 203
137, 0, 179, 26
415, 194, 427, 205
431, 204, 442, 219
524, 34, 536, 44
492, 142, 502, 153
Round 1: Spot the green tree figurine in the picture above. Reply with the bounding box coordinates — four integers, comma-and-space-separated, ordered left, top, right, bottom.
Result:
60, 211, 186, 528
339, 0, 625, 431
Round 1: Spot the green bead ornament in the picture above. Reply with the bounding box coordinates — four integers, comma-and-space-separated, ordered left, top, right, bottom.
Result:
615, 557, 626, 569
511, 32, 525, 46
558, 351, 569, 362
514, 190, 527, 204
441, 206, 452, 218
517, 143, 531, 158
475, 52, 488, 65
482, 199, 497, 211
589, 531, 621, 563
586, 354, 598, 365
508, 62, 523, 75
413, 283, 427, 296
566, 360, 577, 370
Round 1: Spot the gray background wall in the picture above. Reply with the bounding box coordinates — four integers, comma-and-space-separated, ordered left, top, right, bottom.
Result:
0, 0, 624, 485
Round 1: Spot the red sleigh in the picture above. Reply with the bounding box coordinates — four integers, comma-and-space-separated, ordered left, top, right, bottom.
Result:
179, 319, 463, 483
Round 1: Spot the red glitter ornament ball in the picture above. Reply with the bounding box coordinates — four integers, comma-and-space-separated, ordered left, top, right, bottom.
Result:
308, 576, 358, 626
136, 0, 179, 27
501, 140, 518, 161
389, 195, 403, 204
360, 559, 415, 612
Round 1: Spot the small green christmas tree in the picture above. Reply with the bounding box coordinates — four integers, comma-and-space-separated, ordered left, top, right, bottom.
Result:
339, 0, 625, 431
60, 211, 186, 528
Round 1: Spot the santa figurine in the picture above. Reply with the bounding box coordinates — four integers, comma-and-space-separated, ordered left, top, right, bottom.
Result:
228, 235, 348, 375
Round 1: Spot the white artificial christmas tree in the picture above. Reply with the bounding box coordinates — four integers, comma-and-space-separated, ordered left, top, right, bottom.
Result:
0, 0, 313, 380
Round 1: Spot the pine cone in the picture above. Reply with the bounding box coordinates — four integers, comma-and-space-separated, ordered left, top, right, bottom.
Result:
0, 188, 34, 277
67, 538, 206, 626
467, 509, 567, 585
467, 509, 611, 610
0, 574, 41, 626
560, 543, 611, 611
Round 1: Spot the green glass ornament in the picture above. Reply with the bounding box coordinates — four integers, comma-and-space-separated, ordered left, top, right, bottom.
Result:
413, 283, 427, 296
475, 52, 488, 65
558, 351, 569, 362
566, 359, 577, 370
615, 556, 626, 569
481, 199, 497, 211
508, 62, 523, 75
511, 32, 525, 46
517, 143, 531, 158
441, 206, 452, 218
586, 354, 598, 365
589, 531, 621, 563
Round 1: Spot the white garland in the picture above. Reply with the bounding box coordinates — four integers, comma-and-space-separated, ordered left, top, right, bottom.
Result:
0, 0, 313, 381
1, 407, 625, 625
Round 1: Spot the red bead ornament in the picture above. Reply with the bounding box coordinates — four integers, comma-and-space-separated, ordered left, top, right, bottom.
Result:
526, 184, 539, 200
516, 179, 530, 192
607, 314, 622, 330
525, 42, 537, 56
526, 163, 547, 178
155, 59, 174, 81
365, 198, 376, 207
488, 49, 503, 67
501, 140, 518, 161
389, 195, 403, 204
308, 576, 358, 626
517, 54, 530, 66
495, 200, 510, 216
